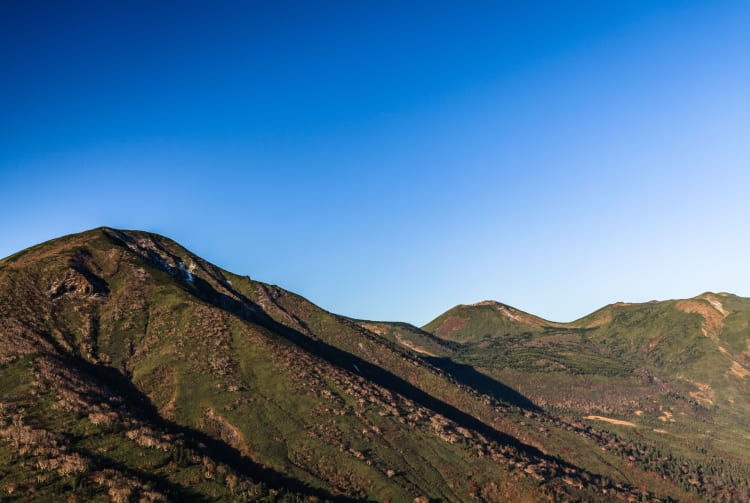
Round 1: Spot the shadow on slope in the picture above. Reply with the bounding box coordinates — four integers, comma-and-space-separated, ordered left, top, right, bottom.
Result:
104, 230, 578, 472
424, 357, 540, 412
181, 270, 548, 459
69, 355, 369, 503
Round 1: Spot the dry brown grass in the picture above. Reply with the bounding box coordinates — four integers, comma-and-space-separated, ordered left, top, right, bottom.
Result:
584, 416, 636, 427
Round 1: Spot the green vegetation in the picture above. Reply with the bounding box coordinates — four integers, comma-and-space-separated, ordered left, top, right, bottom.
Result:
0, 227, 748, 501
419, 293, 750, 501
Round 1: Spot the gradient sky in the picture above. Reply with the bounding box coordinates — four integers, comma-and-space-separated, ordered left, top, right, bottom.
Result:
1, 1, 749, 325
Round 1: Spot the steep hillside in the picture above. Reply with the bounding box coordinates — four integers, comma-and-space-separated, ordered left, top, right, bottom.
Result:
0, 227, 741, 501
349, 319, 457, 358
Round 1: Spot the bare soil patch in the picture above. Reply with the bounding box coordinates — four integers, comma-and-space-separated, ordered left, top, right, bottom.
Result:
584, 416, 636, 427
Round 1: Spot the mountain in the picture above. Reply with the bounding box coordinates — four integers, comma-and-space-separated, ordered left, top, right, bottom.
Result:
423, 301, 561, 343
421, 295, 750, 501
0, 228, 747, 502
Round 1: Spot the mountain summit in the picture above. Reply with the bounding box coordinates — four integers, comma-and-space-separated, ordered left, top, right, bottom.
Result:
0, 228, 748, 501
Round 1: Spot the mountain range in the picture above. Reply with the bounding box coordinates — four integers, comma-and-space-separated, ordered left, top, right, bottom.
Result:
0, 227, 748, 502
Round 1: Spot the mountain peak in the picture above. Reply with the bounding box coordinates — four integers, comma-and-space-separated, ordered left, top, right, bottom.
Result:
423, 299, 558, 342
2, 229, 750, 501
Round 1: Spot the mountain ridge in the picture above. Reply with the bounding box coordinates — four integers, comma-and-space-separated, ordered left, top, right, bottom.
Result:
425, 292, 744, 335
0, 227, 748, 502
1, 226, 740, 329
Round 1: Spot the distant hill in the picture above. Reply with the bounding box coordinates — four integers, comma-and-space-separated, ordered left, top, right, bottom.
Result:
423, 300, 561, 343
420, 293, 750, 501
0, 227, 747, 501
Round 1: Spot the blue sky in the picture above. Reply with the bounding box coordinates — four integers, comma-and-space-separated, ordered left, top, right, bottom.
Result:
1, 1, 749, 325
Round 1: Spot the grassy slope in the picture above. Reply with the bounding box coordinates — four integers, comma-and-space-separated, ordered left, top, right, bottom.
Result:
1, 227, 737, 501
218, 264, 706, 501
350, 319, 457, 358
421, 295, 750, 501
0, 228, 634, 502
422, 301, 558, 343
0, 230, 322, 502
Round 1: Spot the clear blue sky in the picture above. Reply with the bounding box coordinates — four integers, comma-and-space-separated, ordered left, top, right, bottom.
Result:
1, 1, 749, 325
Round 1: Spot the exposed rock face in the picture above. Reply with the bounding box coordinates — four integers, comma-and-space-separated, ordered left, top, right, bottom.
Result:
49, 270, 98, 299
